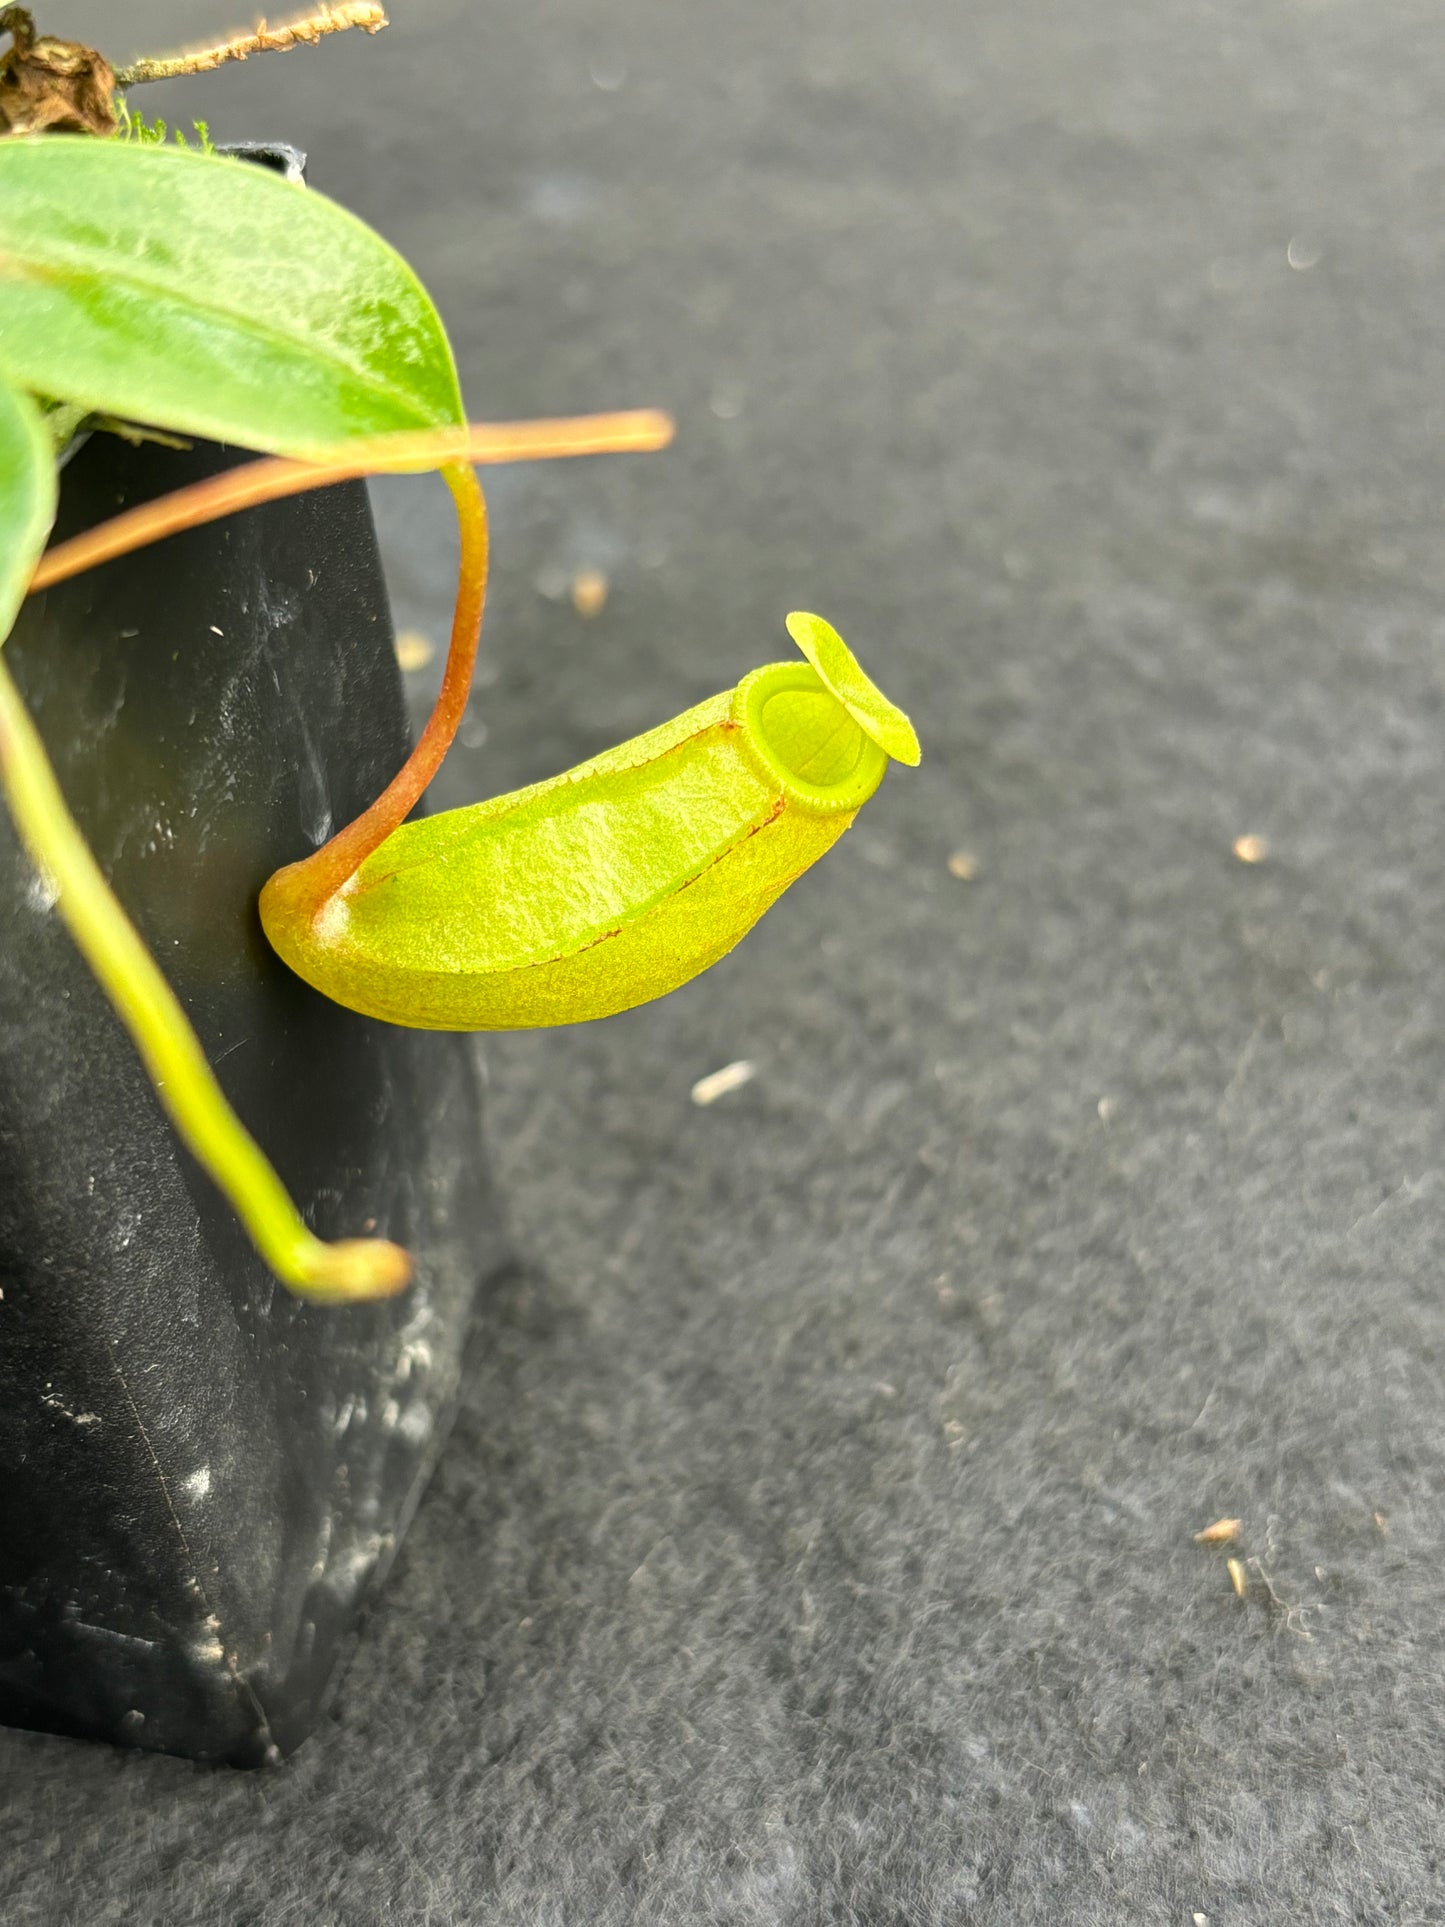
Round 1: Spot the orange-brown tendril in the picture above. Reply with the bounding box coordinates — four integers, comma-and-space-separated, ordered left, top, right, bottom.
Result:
288, 458, 488, 905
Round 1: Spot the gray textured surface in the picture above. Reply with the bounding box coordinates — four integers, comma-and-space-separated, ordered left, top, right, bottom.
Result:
4, 0, 1445, 1918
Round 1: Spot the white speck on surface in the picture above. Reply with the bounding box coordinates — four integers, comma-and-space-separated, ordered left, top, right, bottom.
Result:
397, 1338, 433, 1380
1286, 235, 1321, 271
1097, 1096, 1117, 1123
182, 1466, 211, 1502
24, 868, 59, 914
192, 1616, 225, 1666
395, 1400, 435, 1446
691, 1060, 757, 1106
41, 1392, 101, 1426
1233, 832, 1269, 864
208, 625, 224, 637
589, 53, 627, 90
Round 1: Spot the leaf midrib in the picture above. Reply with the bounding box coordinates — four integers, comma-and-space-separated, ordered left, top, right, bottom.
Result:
0, 250, 454, 435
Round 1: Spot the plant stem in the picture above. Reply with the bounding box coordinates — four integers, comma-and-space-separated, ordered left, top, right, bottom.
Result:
31, 413, 674, 592
116, 3, 386, 86
0, 650, 410, 1302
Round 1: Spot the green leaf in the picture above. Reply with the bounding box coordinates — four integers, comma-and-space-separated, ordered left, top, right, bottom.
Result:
0, 137, 463, 459
0, 382, 57, 644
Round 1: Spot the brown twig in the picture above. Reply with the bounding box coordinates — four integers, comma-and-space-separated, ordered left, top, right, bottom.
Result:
116, 3, 387, 87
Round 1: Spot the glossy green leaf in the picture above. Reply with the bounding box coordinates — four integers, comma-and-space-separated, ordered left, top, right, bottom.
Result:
0, 137, 463, 458
0, 381, 56, 643
261, 619, 920, 1029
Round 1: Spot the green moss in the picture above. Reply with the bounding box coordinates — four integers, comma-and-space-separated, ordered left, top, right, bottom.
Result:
116, 102, 214, 152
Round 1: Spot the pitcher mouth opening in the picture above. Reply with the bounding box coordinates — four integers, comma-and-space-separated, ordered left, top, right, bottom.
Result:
734, 662, 886, 812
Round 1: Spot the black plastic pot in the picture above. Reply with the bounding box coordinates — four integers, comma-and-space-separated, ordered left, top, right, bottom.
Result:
0, 399, 504, 1760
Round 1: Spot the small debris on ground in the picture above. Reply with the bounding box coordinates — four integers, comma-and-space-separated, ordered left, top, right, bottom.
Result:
1096, 1095, 1117, 1123
1247, 1555, 1318, 1638
691, 1059, 756, 1106
1226, 1556, 1248, 1598
395, 630, 435, 671
571, 568, 610, 617
1232, 833, 1269, 864
946, 850, 979, 881
1194, 1517, 1242, 1545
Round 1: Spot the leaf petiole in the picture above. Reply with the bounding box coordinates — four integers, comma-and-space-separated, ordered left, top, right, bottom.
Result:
29, 413, 674, 592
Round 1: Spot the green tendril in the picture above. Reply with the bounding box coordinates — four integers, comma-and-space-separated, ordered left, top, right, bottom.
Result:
0, 651, 410, 1303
